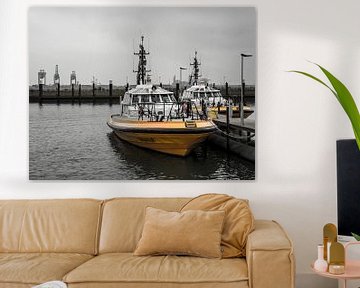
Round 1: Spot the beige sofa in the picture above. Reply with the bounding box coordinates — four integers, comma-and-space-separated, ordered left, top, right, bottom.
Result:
0, 198, 295, 288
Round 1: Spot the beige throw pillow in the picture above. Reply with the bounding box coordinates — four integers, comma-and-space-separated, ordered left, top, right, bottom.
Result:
134, 207, 225, 258
181, 194, 255, 258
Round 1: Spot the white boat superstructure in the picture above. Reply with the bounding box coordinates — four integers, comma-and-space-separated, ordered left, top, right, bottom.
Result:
121, 84, 179, 120
182, 84, 225, 107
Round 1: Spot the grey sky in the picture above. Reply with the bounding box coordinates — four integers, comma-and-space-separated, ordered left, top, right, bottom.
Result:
29, 7, 256, 86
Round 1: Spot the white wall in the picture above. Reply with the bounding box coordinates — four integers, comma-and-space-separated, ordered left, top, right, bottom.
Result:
1, 0, 359, 287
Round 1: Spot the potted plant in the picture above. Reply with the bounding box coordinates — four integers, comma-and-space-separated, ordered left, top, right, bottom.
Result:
291, 64, 360, 240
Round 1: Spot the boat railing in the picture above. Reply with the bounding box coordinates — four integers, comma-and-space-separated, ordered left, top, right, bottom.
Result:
120, 100, 208, 121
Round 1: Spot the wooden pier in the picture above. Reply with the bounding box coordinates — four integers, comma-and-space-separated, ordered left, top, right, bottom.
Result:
213, 114, 255, 133
29, 83, 124, 104
208, 111, 255, 163
29, 83, 255, 105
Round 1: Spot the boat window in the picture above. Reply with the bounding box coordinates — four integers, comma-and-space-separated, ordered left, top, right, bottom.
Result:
152, 94, 161, 103
162, 95, 170, 103
141, 95, 150, 103
170, 95, 176, 102
193, 92, 199, 98
132, 95, 139, 105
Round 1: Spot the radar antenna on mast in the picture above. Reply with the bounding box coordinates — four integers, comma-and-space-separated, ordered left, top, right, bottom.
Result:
189, 51, 201, 85
133, 36, 151, 85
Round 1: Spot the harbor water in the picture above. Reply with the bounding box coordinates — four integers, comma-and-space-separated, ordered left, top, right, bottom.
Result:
29, 103, 255, 180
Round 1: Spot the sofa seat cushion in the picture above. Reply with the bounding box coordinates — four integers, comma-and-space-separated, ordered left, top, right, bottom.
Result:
0, 253, 93, 285
64, 253, 248, 286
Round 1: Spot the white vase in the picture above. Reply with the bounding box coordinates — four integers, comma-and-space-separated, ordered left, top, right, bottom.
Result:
314, 244, 328, 272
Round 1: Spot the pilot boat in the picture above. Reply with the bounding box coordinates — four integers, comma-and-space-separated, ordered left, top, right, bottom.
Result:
181, 51, 255, 118
181, 51, 227, 117
107, 36, 217, 157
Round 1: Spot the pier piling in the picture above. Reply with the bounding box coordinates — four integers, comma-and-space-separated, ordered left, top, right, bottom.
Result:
56, 83, 60, 105
176, 83, 180, 100
92, 82, 96, 104
78, 84, 82, 105
38, 84, 43, 105
226, 106, 230, 152
109, 80, 113, 106
71, 84, 75, 105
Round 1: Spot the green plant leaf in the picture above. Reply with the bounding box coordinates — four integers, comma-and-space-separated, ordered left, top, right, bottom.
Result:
289, 64, 360, 150
316, 65, 360, 147
288, 70, 337, 100
351, 232, 360, 241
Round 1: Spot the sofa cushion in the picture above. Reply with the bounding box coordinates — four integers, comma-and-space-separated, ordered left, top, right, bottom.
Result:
0, 253, 93, 285
0, 199, 102, 254
181, 194, 254, 258
134, 207, 225, 258
64, 253, 248, 285
99, 198, 190, 253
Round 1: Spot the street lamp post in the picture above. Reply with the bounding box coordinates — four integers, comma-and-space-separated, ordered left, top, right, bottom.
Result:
240, 53, 252, 126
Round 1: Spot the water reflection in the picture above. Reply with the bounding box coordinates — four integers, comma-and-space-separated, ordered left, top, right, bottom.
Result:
107, 132, 254, 180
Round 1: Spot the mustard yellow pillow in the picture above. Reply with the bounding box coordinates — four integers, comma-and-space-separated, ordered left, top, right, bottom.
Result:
181, 194, 254, 258
134, 207, 225, 258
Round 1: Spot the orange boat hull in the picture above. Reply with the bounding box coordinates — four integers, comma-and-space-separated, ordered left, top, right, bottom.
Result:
107, 117, 216, 157
114, 131, 212, 156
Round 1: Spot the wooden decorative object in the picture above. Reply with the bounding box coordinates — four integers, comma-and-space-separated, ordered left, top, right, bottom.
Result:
323, 223, 337, 261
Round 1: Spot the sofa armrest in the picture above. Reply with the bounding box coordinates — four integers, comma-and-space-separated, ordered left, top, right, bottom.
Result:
246, 220, 295, 288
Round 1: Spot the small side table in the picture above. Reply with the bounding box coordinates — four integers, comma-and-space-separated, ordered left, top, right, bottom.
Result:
311, 242, 360, 288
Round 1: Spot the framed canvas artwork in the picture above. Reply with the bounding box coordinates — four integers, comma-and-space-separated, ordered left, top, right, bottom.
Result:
29, 6, 256, 180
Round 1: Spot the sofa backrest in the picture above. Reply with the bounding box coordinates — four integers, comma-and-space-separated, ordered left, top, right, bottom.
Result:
0, 199, 102, 255
99, 197, 190, 253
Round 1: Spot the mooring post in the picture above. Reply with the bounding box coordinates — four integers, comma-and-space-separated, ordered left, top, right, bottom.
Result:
160, 82, 162, 88
57, 83, 60, 105
226, 105, 230, 152
71, 84, 75, 105
176, 83, 180, 101
109, 80, 113, 106
92, 82, 95, 104
189, 101, 193, 120
78, 84, 82, 105
39, 83, 43, 105
240, 80, 245, 124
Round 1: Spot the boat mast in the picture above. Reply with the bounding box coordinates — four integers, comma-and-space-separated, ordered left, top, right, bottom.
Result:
189, 51, 201, 85
133, 36, 151, 85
